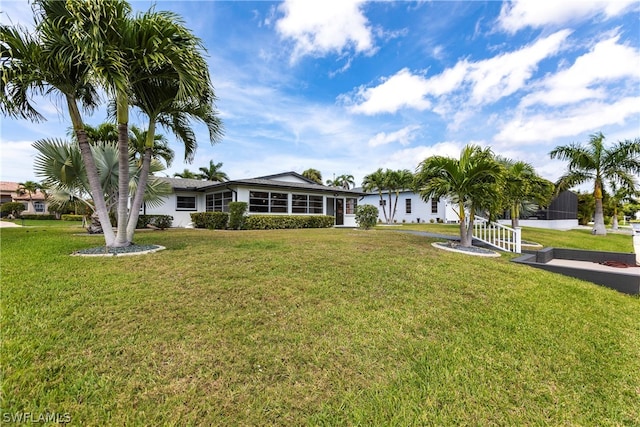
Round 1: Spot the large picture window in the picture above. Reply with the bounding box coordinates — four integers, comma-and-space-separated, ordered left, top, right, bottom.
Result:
292, 194, 323, 214
177, 195, 196, 210
249, 191, 288, 213
34, 201, 45, 213
206, 191, 232, 212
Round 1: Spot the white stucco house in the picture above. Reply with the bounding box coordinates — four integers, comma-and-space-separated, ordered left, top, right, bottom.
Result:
146, 172, 366, 227
358, 189, 458, 224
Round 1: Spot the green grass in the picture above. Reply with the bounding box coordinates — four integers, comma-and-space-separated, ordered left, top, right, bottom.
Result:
1, 224, 638, 425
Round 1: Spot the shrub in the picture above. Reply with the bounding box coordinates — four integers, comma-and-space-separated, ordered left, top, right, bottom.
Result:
1, 202, 26, 217
137, 215, 173, 230
20, 214, 57, 220
244, 215, 334, 230
190, 212, 229, 229
61, 214, 84, 221
430, 218, 435, 223
355, 205, 379, 230
228, 202, 248, 230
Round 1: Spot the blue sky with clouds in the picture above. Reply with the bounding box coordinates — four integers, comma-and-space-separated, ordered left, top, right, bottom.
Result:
1, 0, 639, 188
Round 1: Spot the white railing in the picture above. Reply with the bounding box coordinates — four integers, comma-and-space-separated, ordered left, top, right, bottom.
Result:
471, 216, 521, 253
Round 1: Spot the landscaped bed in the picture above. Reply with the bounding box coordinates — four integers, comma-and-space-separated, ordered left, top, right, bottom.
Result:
1, 224, 638, 425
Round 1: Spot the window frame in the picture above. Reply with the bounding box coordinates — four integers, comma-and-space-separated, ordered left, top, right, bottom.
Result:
405, 198, 412, 214
176, 195, 197, 211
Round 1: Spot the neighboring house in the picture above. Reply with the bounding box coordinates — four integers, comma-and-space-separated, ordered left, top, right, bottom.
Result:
498, 190, 579, 230
148, 172, 366, 227
0, 182, 49, 215
358, 189, 458, 224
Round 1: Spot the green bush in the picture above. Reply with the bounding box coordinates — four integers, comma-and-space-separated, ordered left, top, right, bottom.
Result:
228, 202, 248, 230
1, 202, 26, 217
61, 214, 84, 221
244, 215, 334, 230
355, 205, 379, 230
137, 215, 173, 230
20, 214, 57, 220
191, 212, 229, 229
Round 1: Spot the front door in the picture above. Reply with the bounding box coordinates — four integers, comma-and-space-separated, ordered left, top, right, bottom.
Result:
335, 198, 344, 225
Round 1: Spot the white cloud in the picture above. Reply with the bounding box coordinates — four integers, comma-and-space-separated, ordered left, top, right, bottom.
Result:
275, 0, 375, 62
368, 125, 421, 147
0, 140, 39, 182
344, 30, 570, 115
345, 68, 431, 115
497, 0, 638, 33
521, 34, 640, 107
495, 96, 640, 144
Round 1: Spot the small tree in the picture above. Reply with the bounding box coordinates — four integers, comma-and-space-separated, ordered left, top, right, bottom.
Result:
355, 205, 379, 230
1, 202, 27, 218
228, 202, 247, 230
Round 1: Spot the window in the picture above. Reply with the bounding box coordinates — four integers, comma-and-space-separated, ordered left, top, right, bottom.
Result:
206, 191, 232, 212
292, 194, 324, 214
345, 198, 356, 215
431, 198, 438, 214
379, 199, 386, 206
249, 191, 289, 213
34, 201, 45, 213
405, 199, 412, 214
177, 195, 196, 210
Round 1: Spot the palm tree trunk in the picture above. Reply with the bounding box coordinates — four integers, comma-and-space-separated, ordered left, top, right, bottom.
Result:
593, 182, 607, 236
114, 93, 131, 247
378, 193, 388, 223
612, 207, 619, 230
387, 192, 393, 224
392, 191, 400, 224
126, 147, 153, 241
458, 201, 471, 247
511, 204, 520, 228
67, 95, 116, 246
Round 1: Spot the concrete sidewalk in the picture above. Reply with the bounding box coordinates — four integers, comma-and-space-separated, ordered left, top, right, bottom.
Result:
0, 221, 22, 228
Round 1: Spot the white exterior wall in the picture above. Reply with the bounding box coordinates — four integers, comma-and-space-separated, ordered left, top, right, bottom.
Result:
145, 192, 203, 228
360, 192, 455, 224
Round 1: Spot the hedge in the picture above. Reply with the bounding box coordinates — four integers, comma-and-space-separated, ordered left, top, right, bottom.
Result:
190, 212, 229, 229
20, 214, 57, 220
244, 215, 334, 230
136, 215, 173, 230
61, 214, 84, 221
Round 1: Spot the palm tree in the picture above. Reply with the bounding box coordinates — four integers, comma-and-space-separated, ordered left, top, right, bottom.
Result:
1, 0, 116, 246
336, 174, 355, 190
415, 145, 503, 247
198, 160, 228, 182
17, 180, 44, 212
302, 168, 322, 184
607, 183, 638, 231
387, 169, 414, 224
173, 169, 199, 179
129, 125, 175, 168
549, 132, 640, 235
362, 168, 389, 223
497, 158, 554, 228
33, 138, 171, 230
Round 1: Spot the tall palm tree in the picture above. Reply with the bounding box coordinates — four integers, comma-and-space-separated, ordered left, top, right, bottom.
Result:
120, 11, 222, 242
362, 168, 389, 223
550, 132, 640, 235
415, 145, 503, 247
388, 169, 414, 224
1, 0, 117, 245
607, 182, 638, 231
198, 160, 228, 182
302, 168, 322, 184
497, 158, 554, 228
173, 169, 199, 179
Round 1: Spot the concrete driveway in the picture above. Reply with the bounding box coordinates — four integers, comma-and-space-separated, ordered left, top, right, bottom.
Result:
0, 221, 22, 228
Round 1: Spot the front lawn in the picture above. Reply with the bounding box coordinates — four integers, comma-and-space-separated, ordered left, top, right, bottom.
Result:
1, 225, 638, 425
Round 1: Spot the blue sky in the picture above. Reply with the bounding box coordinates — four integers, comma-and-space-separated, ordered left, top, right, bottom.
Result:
1, 0, 639, 188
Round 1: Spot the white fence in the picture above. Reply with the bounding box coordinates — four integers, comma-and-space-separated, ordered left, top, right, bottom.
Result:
472, 216, 521, 253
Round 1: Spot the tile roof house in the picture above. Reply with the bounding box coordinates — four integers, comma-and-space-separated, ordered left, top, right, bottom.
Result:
0, 182, 49, 215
